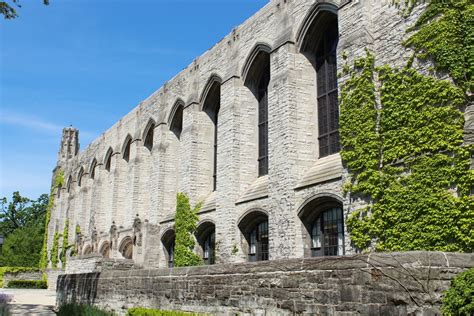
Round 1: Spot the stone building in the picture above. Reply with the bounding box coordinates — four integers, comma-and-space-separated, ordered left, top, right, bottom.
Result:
46, 0, 465, 271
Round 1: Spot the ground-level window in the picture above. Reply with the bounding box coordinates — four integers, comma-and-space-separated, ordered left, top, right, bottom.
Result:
311, 207, 344, 256
161, 229, 175, 268
203, 231, 215, 265
248, 221, 268, 261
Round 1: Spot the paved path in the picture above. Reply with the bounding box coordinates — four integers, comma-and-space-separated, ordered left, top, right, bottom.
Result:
0, 288, 56, 315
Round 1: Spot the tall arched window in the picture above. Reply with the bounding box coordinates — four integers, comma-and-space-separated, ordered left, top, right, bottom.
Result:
243, 46, 271, 177
77, 167, 84, 187
89, 159, 97, 179
169, 101, 184, 140
123, 136, 132, 162
104, 148, 113, 172
202, 77, 221, 191
298, 6, 339, 158
257, 66, 270, 176
66, 176, 72, 193
144, 121, 155, 152
238, 210, 269, 262
298, 196, 344, 257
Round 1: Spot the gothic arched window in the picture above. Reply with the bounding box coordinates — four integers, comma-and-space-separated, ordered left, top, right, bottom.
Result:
77, 168, 84, 187
104, 148, 113, 172
196, 221, 216, 265
202, 78, 221, 191
144, 122, 155, 152
123, 136, 132, 162
161, 229, 175, 268
89, 159, 97, 179
169, 101, 184, 140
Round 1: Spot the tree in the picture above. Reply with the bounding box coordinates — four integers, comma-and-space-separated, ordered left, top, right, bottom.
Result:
0, 192, 48, 237
1, 0, 49, 19
0, 222, 44, 266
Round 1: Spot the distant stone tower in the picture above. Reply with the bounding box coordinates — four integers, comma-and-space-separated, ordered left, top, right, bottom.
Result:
57, 126, 79, 163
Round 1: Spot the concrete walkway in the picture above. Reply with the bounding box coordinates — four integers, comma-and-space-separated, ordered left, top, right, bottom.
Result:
0, 288, 56, 315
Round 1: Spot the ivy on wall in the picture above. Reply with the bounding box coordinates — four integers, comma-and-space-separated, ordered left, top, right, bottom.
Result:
39, 170, 64, 270
61, 219, 69, 269
174, 193, 202, 267
50, 231, 59, 269
341, 54, 473, 251
402, 0, 473, 92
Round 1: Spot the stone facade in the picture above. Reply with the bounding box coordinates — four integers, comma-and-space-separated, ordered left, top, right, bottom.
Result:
57, 251, 474, 315
47, 0, 472, 273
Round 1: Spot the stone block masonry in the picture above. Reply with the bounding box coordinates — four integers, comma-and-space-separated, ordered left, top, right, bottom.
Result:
57, 251, 473, 315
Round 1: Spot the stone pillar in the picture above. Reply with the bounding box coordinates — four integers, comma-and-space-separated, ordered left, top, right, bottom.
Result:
215, 76, 243, 263
267, 42, 300, 259
149, 123, 168, 224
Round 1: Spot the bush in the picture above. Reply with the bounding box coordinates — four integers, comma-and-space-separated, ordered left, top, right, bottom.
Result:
127, 307, 205, 316
6, 280, 47, 289
442, 268, 474, 316
58, 304, 114, 316
0, 267, 40, 287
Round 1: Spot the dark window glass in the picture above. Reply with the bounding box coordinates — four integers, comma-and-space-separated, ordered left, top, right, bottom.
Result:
167, 240, 174, 268
90, 162, 96, 179
311, 207, 344, 257
258, 66, 270, 176
203, 231, 215, 265
249, 220, 269, 261
123, 139, 131, 162
171, 105, 184, 140
105, 154, 111, 172
316, 27, 340, 157
144, 124, 154, 151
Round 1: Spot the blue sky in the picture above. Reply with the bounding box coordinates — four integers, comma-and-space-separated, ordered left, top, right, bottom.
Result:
0, 0, 267, 200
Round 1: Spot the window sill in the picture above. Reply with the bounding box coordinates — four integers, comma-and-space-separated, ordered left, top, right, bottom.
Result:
294, 153, 342, 190
236, 175, 269, 205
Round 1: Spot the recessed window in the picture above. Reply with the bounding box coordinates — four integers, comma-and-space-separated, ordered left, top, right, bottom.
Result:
311, 207, 344, 256
144, 123, 155, 151
123, 138, 131, 162
238, 210, 269, 262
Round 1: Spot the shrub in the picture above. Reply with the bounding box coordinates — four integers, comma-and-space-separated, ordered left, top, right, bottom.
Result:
6, 280, 47, 289
0, 267, 40, 287
441, 268, 474, 316
127, 307, 205, 316
58, 303, 114, 316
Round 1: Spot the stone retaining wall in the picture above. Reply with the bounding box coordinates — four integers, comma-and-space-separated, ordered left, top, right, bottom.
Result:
57, 251, 473, 315
3, 271, 42, 287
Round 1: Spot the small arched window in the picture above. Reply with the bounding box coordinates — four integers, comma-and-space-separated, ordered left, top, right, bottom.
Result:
196, 221, 216, 265
144, 122, 155, 152
123, 137, 132, 162
119, 237, 133, 259
100, 242, 110, 259
298, 196, 345, 257
161, 229, 175, 268
238, 210, 269, 262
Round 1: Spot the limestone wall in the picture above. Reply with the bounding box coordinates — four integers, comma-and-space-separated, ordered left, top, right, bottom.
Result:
57, 251, 474, 315
47, 0, 447, 269
2, 271, 42, 288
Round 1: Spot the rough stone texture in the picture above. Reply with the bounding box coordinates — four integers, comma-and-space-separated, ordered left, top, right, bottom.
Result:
46, 269, 63, 291
2, 271, 43, 287
45, 0, 471, 274
57, 252, 474, 315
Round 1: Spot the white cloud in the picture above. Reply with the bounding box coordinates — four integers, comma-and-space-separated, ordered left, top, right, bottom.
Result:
0, 112, 62, 133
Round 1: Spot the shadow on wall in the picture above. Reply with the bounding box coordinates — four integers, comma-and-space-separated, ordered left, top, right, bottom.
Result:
57, 272, 100, 306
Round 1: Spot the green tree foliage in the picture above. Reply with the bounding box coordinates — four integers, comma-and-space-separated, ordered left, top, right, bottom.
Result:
0, 192, 48, 267
442, 268, 474, 315
174, 193, 202, 267
0, 192, 48, 237
341, 52, 473, 252
0, 222, 45, 267
0, 0, 49, 19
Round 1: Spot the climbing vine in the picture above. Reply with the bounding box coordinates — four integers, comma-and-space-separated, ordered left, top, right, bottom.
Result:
61, 219, 69, 269
50, 231, 59, 269
340, 0, 473, 252
39, 170, 64, 270
174, 193, 202, 267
